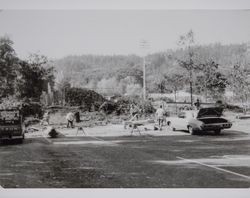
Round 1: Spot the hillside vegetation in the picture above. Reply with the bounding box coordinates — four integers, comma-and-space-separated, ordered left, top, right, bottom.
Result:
54, 42, 250, 103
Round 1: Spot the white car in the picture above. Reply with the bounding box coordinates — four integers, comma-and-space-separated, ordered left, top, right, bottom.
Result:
167, 107, 232, 135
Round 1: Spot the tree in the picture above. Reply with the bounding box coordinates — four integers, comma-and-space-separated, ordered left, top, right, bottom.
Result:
96, 77, 120, 95
176, 30, 197, 106
150, 74, 168, 94
116, 67, 143, 86
195, 60, 227, 101
0, 36, 19, 97
228, 64, 250, 108
16, 54, 55, 100
166, 73, 185, 103
227, 44, 250, 109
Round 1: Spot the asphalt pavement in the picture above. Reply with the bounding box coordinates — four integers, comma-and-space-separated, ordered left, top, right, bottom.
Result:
0, 129, 250, 188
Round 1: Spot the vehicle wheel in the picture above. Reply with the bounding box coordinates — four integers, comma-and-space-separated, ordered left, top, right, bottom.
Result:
214, 129, 221, 135
188, 126, 196, 135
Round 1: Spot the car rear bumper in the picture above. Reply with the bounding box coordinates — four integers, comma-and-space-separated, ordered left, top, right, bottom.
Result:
200, 123, 232, 131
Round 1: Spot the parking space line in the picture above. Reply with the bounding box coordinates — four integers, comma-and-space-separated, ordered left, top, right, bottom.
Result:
42, 134, 52, 144
177, 156, 250, 181
88, 136, 106, 142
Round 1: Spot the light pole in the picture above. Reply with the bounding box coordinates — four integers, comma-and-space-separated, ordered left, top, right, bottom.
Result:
140, 40, 149, 100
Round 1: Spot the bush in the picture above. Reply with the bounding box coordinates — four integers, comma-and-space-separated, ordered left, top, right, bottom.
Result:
113, 97, 155, 115
138, 100, 156, 114
99, 101, 117, 114
215, 100, 242, 112
114, 97, 133, 115
225, 104, 243, 112
21, 101, 43, 118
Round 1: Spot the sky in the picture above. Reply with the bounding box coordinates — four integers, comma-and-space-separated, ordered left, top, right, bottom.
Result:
0, 10, 250, 59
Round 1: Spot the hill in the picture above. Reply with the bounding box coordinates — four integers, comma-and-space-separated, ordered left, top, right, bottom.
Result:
54, 43, 250, 98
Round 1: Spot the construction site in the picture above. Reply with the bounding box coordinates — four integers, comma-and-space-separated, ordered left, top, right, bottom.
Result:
1, 7, 250, 192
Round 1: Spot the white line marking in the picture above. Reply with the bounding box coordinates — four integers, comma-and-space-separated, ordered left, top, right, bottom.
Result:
0, 173, 13, 176
177, 156, 250, 181
53, 136, 119, 146
89, 136, 106, 141
19, 161, 46, 164
53, 140, 116, 145
42, 135, 52, 144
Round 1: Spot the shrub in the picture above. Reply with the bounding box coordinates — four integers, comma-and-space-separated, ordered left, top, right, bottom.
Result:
99, 101, 117, 114
21, 101, 43, 118
138, 100, 156, 114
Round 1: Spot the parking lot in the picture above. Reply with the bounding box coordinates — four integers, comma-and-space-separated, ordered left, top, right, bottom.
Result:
0, 126, 250, 188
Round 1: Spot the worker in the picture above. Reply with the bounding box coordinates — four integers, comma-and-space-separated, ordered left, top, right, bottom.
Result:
194, 99, 201, 110
40, 111, 50, 126
130, 104, 140, 121
155, 105, 165, 130
66, 112, 75, 128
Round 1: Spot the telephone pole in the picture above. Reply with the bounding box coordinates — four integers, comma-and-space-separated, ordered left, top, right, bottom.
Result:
140, 40, 150, 100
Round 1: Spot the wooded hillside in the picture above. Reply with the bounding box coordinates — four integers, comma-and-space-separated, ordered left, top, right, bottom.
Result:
54, 42, 250, 103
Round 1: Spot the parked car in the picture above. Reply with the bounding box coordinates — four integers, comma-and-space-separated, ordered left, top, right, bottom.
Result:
167, 107, 232, 135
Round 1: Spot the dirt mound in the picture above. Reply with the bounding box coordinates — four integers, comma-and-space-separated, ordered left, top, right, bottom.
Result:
65, 88, 106, 111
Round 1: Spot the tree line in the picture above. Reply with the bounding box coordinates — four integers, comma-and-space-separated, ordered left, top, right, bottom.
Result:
0, 36, 54, 103
54, 30, 250, 105
1, 31, 250, 107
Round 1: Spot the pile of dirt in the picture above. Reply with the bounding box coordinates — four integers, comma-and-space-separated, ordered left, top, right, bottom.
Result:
65, 87, 106, 111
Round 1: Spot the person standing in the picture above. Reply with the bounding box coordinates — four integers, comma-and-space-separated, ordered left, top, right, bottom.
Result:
41, 111, 50, 126
66, 112, 75, 128
130, 104, 140, 121
155, 105, 165, 130
194, 99, 201, 110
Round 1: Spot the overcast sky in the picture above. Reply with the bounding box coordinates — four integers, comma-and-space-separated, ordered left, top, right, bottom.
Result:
0, 10, 250, 59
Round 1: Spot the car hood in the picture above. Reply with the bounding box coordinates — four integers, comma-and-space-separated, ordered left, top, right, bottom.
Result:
197, 107, 223, 118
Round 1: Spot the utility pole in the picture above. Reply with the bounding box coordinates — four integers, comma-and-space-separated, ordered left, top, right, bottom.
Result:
143, 55, 146, 100
140, 40, 149, 100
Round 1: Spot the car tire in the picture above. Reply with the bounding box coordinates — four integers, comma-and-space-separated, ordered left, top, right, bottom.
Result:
188, 126, 196, 135
214, 129, 221, 135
